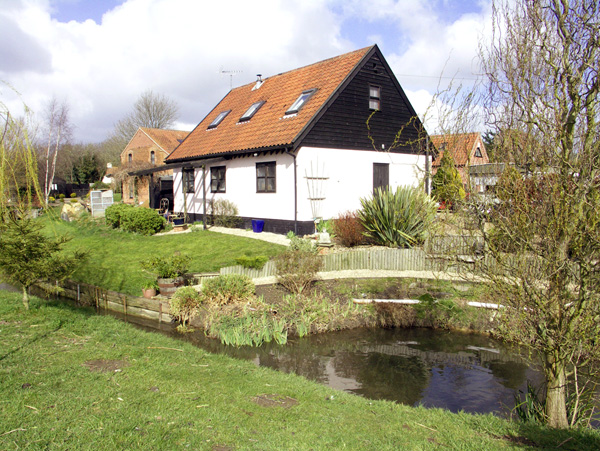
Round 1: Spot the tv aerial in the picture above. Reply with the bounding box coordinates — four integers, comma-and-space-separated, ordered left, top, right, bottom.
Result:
218, 67, 243, 89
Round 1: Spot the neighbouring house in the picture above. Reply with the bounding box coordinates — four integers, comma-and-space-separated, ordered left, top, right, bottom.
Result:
120, 127, 189, 210
431, 133, 489, 193
165, 45, 432, 235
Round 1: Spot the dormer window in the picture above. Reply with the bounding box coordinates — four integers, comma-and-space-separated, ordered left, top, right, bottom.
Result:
369, 85, 381, 110
239, 101, 265, 122
207, 110, 231, 129
286, 89, 316, 115
475, 146, 482, 158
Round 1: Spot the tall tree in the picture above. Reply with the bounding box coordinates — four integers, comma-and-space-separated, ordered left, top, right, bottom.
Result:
431, 151, 466, 206
111, 90, 179, 148
41, 98, 72, 205
469, 0, 600, 428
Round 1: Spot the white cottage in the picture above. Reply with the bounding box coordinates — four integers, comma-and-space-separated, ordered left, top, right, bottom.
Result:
165, 45, 432, 235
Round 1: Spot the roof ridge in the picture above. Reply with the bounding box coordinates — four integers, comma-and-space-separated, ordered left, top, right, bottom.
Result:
230, 45, 375, 92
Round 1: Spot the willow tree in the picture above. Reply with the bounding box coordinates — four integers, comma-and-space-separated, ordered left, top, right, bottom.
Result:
472, 0, 600, 429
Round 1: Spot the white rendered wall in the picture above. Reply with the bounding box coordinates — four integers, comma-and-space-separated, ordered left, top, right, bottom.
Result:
296, 147, 427, 221
172, 147, 427, 222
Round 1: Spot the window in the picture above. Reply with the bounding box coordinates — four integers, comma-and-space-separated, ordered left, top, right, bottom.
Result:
207, 110, 231, 129
182, 168, 195, 194
475, 146, 482, 158
286, 89, 316, 114
128, 181, 134, 199
150, 151, 155, 164
256, 162, 276, 193
369, 85, 381, 110
239, 101, 265, 122
128, 153, 132, 163
211, 166, 226, 193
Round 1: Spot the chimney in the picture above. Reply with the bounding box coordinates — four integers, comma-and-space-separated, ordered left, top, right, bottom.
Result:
252, 74, 263, 91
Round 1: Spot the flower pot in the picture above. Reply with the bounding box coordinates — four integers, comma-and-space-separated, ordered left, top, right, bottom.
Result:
142, 288, 157, 299
157, 276, 184, 298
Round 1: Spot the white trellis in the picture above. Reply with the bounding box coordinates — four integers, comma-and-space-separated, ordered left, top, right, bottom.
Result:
304, 159, 329, 230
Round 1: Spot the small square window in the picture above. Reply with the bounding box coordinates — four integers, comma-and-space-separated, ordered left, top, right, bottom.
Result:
256, 162, 276, 193
286, 89, 316, 114
369, 85, 381, 110
240, 101, 265, 122
211, 166, 226, 193
207, 110, 231, 129
182, 168, 195, 194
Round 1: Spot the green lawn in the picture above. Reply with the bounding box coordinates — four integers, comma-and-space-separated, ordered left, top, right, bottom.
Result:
2, 292, 598, 450
37, 211, 284, 296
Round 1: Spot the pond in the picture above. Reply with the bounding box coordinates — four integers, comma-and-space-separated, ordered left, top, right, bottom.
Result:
118, 312, 544, 418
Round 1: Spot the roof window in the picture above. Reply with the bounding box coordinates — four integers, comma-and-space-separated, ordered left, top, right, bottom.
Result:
286, 89, 317, 115
207, 110, 231, 129
239, 101, 265, 122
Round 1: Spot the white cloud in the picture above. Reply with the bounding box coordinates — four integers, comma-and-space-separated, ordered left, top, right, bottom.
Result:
0, 0, 491, 142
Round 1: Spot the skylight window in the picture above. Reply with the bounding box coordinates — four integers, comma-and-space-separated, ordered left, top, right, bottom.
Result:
239, 101, 265, 122
207, 110, 231, 129
286, 89, 316, 115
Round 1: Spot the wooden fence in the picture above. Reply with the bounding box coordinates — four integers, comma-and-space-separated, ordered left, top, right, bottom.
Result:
48, 280, 172, 323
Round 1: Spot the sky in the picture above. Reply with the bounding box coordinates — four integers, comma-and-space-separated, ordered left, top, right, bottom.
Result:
0, 0, 492, 144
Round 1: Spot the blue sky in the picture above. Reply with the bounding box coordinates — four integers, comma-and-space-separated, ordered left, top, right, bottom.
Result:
1, 0, 492, 143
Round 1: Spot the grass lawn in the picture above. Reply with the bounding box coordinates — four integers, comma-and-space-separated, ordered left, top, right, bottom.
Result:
37, 211, 284, 296
1, 292, 599, 450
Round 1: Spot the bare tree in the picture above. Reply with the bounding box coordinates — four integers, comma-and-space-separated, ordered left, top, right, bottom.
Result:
41, 98, 72, 205
111, 90, 179, 147
465, 0, 600, 429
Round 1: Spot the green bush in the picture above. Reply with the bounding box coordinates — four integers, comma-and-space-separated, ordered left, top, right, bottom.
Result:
59, 194, 65, 199
91, 181, 111, 190
141, 254, 191, 279
120, 207, 166, 235
289, 235, 316, 253
201, 274, 255, 305
70, 193, 77, 198
431, 151, 466, 206
275, 249, 323, 294
48, 196, 55, 202
359, 186, 438, 248
234, 255, 269, 269
105, 203, 133, 228
170, 286, 202, 331
210, 199, 240, 227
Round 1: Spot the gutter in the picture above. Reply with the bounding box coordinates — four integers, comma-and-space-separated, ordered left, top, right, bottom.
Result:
284, 147, 298, 235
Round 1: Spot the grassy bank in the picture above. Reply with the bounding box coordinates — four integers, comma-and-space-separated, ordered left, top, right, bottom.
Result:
1, 292, 599, 450
36, 211, 284, 296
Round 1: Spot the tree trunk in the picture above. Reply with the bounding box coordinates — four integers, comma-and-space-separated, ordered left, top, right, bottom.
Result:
22, 286, 29, 310
545, 359, 569, 428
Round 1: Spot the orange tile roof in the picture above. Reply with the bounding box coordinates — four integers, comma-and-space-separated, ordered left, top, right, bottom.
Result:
166, 46, 374, 162
431, 132, 487, 167
141, 127, 189, 153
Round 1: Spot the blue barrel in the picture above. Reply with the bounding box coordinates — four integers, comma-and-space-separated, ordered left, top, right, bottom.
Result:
251, 219, 264, 233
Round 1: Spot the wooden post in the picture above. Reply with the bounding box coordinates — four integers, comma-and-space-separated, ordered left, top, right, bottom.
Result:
159, 302, 163, 324
123, 296, 127, 316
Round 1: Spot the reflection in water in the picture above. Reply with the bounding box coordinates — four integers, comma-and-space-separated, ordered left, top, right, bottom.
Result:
115, 312, 544, 417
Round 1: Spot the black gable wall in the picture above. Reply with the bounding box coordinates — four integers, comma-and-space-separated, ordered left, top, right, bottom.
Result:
301, 52, 423, 153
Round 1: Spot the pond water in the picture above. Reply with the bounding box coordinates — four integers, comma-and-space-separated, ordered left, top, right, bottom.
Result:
118, 312, 544, 418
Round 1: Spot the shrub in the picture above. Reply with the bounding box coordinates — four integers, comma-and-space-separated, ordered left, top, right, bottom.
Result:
91, 181, 111, 190
289, 235, 316, 253
48, 196, 55, 202
105, 203, 133, 228
70, 193, 77, 198
59, 194, 65, 199
120, 207, 166, 235
170, 286, 202, 332
275, 249, 323, 294
359, 186, 438, 248
332, 211, 366, 247
201, 274, 255, 305
70, 199, 77, 204
210, 199, 240, 227
235, 255, 269, 270
141, 254, 191, 279
431, 151, 466, 205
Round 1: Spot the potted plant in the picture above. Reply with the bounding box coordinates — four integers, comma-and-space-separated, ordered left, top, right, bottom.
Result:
141, 254, 191, 298
142, 280, 159, 299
